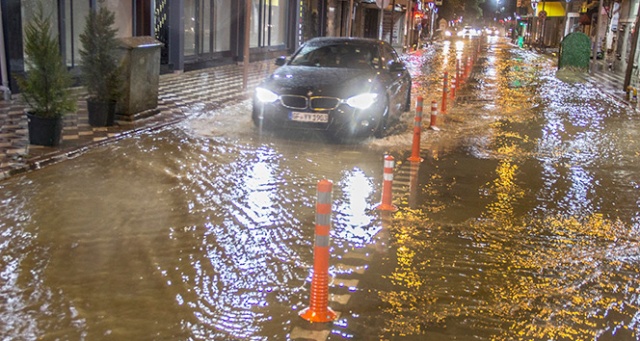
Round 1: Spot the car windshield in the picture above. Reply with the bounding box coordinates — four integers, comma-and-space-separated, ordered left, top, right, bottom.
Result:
289, 43, 380, 70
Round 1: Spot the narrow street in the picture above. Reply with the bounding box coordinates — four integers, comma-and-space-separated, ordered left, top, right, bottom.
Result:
2, 37, 640, 340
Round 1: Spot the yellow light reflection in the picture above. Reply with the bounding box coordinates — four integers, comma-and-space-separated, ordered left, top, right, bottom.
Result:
378, 207, 434, 337
484, 160, 524, 226
375, 40, 640, 341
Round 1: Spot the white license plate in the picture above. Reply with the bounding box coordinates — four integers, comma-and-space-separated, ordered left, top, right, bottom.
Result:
290, 112, 329, 123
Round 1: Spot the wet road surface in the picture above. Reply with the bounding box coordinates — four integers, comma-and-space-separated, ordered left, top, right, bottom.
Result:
2, 37, 640, 340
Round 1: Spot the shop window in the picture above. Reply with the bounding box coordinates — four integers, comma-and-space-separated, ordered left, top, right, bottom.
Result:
22, 1, 129, 70
184, 0, 232, 57
21, 1, 61, 68
251, 0, 289, 48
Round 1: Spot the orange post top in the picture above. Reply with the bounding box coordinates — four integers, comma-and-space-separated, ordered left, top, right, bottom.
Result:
317, 179, 333, 193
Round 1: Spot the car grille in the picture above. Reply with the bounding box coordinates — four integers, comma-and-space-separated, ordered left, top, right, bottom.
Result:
280, 95, 341, 111
280, 95, 307, 110
310, 97, 340, 111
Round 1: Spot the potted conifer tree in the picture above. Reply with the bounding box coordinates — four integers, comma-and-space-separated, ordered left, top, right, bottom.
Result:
18, 3, 76, 146
79, 0, 123, 127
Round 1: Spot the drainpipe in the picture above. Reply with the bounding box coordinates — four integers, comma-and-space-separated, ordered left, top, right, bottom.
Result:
0, 3, 11, 100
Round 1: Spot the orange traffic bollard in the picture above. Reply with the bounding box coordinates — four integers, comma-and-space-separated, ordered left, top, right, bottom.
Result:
376, 155, 398, 211
441, 71, 448, 114
465, 57, 470, 80
300, 179, 338, 323
408, 96, 424, 163
456, 58, 461, 87
429, 100, 440, 131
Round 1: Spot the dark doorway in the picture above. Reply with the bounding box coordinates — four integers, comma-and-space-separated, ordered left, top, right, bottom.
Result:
135, 0, 151, 36
364, 8, 379, 39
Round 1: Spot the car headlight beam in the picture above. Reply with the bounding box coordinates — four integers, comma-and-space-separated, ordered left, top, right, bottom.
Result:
345, 93, 378, 110
255, 87, 279, 103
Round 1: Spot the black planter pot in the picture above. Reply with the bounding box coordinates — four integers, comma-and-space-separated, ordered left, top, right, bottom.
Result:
26, 112, 63, 147
87, 99, 116, 127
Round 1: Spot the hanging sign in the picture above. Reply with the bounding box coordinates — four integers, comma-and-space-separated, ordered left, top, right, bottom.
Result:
538, 10, 547, 20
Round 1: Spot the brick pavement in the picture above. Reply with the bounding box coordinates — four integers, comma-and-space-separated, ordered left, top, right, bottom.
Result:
0, 61, 275, 181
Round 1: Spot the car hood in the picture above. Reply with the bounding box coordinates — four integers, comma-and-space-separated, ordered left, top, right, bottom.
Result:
260, 65, 382, 97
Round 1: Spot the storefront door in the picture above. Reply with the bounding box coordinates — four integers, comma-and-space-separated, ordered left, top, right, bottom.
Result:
184, 0, 232, 58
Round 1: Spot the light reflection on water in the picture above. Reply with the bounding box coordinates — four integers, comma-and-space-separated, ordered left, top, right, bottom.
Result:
0, 116, 388, 339
3, 39, 640, 340
366, 41, 640, 340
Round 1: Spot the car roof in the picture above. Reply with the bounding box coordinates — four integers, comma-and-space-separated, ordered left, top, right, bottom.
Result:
303, 37, 389, 47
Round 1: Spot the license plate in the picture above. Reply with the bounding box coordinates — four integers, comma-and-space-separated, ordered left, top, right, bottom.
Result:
290, 112, 329, 123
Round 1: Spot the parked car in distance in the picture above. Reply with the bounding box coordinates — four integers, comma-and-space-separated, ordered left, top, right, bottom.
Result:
252, 37, 412, 139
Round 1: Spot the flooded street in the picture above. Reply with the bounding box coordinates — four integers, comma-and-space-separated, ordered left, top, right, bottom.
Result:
2, 38, 640, 340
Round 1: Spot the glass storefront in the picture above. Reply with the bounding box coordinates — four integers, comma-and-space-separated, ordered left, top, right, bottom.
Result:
184, 0, 232, 57
63, 1, 90, 68
16, 0, 293, 76
21, 1, 59, 67
21, 0, 131, 69
251, 0, 289, 48
299, 0, 322, 44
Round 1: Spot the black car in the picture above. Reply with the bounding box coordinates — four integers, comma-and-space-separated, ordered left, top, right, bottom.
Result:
252, 37, 412, 139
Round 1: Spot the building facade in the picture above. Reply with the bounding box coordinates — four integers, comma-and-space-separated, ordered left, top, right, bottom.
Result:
519, 0, 640, 88
0, 0, 416, 95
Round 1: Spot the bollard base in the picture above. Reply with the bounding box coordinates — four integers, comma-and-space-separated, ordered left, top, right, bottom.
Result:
407, 156, 423, 162
299, 306, 338, 323
376, 203, 398, 211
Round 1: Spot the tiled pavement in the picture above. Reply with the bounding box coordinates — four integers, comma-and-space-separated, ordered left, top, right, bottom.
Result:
588, 66, 628, 103
0, 61, 275, 181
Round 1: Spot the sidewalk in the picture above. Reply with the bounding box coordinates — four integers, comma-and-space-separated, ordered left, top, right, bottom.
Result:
0, 61, 275, 181
588, 64, 629, 104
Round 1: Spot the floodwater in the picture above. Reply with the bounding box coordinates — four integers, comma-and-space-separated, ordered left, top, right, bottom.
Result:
1, 37, 640, 340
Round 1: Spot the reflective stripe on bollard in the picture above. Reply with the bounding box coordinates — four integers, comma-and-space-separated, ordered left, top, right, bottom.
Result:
376, 155, 398, 211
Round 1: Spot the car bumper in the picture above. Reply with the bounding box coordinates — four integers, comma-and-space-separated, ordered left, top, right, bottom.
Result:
253, 100, 384, 137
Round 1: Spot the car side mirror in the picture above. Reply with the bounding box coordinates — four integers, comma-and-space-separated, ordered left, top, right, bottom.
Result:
389, 61, 406, 72
275, 56, 287, 66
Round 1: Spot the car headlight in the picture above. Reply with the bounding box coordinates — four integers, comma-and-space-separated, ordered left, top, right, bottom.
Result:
444, 30, 452, 37
345, 93, 378, 110
255, 87, 279, 103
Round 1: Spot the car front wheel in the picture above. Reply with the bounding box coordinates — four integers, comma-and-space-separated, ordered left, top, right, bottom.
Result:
374, 97, 390, 138
403, 86, 412, 112
252, 104, 272, 129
